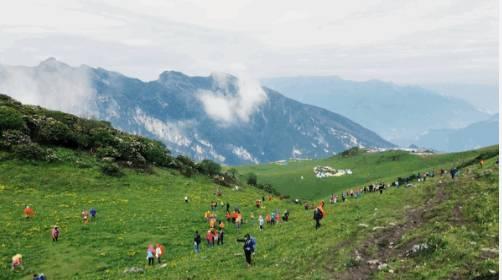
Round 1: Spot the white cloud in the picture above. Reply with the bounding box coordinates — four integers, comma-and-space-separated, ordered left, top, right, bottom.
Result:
0, 0, 497, 86
0, 58, 97, 117
197, 73, 267, 124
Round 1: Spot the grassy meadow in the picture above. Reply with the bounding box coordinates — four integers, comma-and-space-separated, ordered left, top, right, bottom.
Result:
0, 146, 498, 279
236, 148, 489, 199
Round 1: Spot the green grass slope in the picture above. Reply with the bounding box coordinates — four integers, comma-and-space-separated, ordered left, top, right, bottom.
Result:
236, 147, 494, 200
0, 146, 498, 279
0, 95, 498, 279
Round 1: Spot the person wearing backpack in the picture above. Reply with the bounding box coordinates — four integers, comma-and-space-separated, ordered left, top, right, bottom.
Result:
237, 234, 255, 267
313, 207, 323, 229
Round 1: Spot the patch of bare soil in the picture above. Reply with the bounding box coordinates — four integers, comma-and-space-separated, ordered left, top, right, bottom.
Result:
334, 181, 451, 280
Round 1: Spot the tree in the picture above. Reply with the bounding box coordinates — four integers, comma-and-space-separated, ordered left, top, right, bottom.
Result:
197, 159, 221, 176
247, 172, 257, 186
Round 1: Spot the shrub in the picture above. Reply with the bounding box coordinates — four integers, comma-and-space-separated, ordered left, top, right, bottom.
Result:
197, 159, 222, 176
176, 155, 197, 169
247, 172, 257, 186
96, 146, 120, 159
12, 143, 47, 161
341, 147, 366, 157
0, 106, 25, 131
34, 117, 74, 145
101, 162, 123, 177
0, 130, 32, 149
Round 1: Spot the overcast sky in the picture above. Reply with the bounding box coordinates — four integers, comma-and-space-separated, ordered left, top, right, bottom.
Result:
0, 0, 498, 86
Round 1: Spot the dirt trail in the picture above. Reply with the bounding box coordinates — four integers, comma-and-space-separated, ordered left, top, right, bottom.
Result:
335, 180, 451, 280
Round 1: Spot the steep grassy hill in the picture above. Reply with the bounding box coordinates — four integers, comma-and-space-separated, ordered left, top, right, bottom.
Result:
236, 148, 492, 200
0, 96, 498, 279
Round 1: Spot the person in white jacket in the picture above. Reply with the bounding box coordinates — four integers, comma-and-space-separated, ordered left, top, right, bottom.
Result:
258, 215, 264, 231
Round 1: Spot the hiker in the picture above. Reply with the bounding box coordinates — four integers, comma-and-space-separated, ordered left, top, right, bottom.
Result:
313, 201, 325, 230
450, 167, 458, 180
341, 192, 346, 202
282, 210, 289, 222
36, 273, 46, 280
209, 216, 216, 228
379, 185, 384, 194
210, 201, 217, 211
51, 226, 60, 241
274, 212, 281, 224
11, 254, 23, 271
206, 230, 214, 247
236, 234, 256, 267
333, 194, 338, 203
225, 211, 231, 222
90, 208, 97, 219
270, 212, 276, 225
194, 231, 201, 253
155, 243, 163, 264
232, 211, 239, 224
217, 228, 224, 245
265, 214, 271, 224
184, 196, 189, 203
81, 209, 89, 224
258, 214, 264, 231
226, 202, 230, 212
304, 203, 309, 210
146, 245, 155, 266
24, 205, 34, 219
236, 212, 242, 229
262, 196, 265, 202
255, 199, 261, 208
480, 159, 484, 168
204, 210, 212, 221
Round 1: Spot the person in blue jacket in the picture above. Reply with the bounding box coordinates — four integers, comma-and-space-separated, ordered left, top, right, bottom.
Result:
237, 234, 255, 266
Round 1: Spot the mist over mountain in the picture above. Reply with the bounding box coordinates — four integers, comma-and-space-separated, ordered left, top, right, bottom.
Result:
261, 76, 492, 149
0, 59, 393, 165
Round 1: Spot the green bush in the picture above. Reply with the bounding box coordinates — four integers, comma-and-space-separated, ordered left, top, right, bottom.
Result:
0, 130, 32, 149
96, 146, 120, 159
0, 106, 25, 131
12, 143, 47, 161
247, 172, 258, 186
34, 117, 74, 145
197, 159, 222, 176
101, 162, 123, 177
341, 147, 366, 157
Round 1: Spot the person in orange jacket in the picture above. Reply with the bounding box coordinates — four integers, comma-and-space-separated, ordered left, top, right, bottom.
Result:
23, 205, 34, 219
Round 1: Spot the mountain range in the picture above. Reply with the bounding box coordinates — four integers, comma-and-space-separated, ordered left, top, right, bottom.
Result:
261, 76, 494, 150
0, 59, 393, 165
415, 114, 499, 152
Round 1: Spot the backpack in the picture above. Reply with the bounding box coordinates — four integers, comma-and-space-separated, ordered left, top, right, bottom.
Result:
314, 208, 323, 220
250, 236, 257, 252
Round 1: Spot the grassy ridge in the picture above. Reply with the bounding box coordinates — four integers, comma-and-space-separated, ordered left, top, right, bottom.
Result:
236, 148, 492, 200
0, 146, 498, 279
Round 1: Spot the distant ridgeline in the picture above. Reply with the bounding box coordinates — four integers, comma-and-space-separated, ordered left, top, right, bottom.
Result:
0, 94, 232, 184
